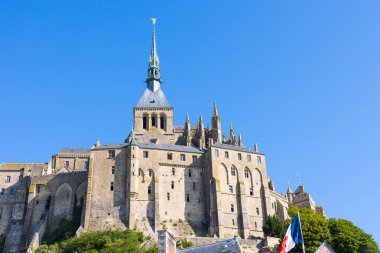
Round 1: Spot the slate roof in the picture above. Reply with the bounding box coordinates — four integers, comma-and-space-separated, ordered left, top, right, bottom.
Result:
212, 143, 261, 154
135, 141, 204, 154
92, 143, 128, 150
178, 238, 242, 253
136, 88, 171, 108
59, 148, 90, 154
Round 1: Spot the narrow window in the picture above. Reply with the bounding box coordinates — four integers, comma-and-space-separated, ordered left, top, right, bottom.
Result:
232, 219, 235, 225
167, 153, 173, 160
149, 170, 152, 177
143, 151, 149, 158
238, 153, 242, 160
152, 116, 156, 127
167, 192, 170, 201
215, 149, 219, 157
257, 156, 262, 164
231, 167, 236, 176
250, 187, 254, 196
160, 116, 165, 129
148, 186, 152, 195
6, 176, 11, 183
231, 204, 235, 212
84, 161, 89, 170
65, 161, 70, 168
180, 154, 186, 161
256, 207, 260, 215
186, 194, 190, 202
37, 186, 41, 193
10, 189, 14, 196
225, 151, 229, 158
188, 169, 192, 177
111, 166, 115, 175
247, 155, 252, 162
229, 185, 233, 193
172, 168, 175, 176
143, 116, 147, 129
108, 150, 115, 158
192, 182, 196, 191
255, 221, 257, 228
110, 182, 114, 191
171, 181, 174, 189
244, 169, 249, 178
192, 155, 197, 162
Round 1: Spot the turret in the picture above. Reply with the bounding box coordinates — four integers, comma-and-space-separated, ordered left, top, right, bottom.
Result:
238, 133, 244, 147
183, 113, 192, 146
197, 115, 206, 149
230, 122, 237, 145
211, 102, 222, 143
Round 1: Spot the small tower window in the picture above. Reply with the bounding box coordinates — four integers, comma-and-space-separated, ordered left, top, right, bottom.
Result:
188, 169, 192, 177
151, 116, 156, 127
186, 194, 190, 202
231, 204, 234, 212
149, 170, 153, 177
257, 156, 262, 164
247, 155, 252, 162
84, 161, 89, 170
232, 219, 235, 225
110, 182, 114, 191
180, 154, 186, 161
231, 167, 236, 176
256, 207, 260, 215
215, 149, 219, 157
167, 192, 170, 201
225, 151, 229, 158
238, 153, 242, 160
171, 181, 174, 189
65, 161, 70, 168
167, 153, 173, 160
108, 150, 115, 158
160, 116, 165, 129
229, 185, 233, 193
111, 166, 115, 175
143, 116, 148, 129
192, 183, 196, 191
143, 151, 149, 158
250, 187, 254, 196
148, 186, 152, 195
172, 168, 175, 176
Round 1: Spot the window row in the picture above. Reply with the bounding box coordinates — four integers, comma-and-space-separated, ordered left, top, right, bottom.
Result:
0, 188, 14, 197
143, 151, 198, 162
142, 114, 167, 130
136, 168, 202, 178
165, 192, 201, 203
214, 150, 262, 164
64, 160, 89, 170
230, 167, 255, 179
228, 185, 255, 196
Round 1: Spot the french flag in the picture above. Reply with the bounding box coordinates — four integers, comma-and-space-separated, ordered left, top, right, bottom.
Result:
278, 212, 304, 253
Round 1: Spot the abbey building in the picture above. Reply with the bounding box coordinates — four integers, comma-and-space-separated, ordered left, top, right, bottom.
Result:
0, 23, 324, 252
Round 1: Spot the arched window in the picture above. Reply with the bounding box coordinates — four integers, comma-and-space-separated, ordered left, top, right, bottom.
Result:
160, 114, 166, 130
231, 167, 236, 176
244, 168, 249, 178
143, 116, 148, 129
151, 115, 157, 127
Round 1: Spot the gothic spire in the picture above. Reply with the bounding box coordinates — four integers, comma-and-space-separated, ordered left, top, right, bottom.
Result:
146, 18, 161, 92
238, 133, 244, 147
184, 113, 192, 146
230, 122, 237, 145
197, 115, 206, 149
213, 101, 219, 116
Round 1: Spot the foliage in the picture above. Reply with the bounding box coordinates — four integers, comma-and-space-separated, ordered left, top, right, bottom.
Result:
263, 215, 286, 238
43, 196, 83, 244
0, 234, 5, 253
287, 206, 332, 253
37, 230, 157, 253
329, 218, 379, 253
176, 238, 194, 249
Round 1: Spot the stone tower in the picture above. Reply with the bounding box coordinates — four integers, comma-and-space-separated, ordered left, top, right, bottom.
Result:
133, 20, 174, 143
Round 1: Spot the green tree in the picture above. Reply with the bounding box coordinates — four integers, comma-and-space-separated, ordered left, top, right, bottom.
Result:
176, 238, 194, 249
287, 206, 332, 253
263, 215, 286, 238
0, 234, 5, 253
329, 218, 379, 253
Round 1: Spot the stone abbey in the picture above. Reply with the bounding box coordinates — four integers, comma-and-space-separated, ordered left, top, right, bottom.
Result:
0, 23, 324, 252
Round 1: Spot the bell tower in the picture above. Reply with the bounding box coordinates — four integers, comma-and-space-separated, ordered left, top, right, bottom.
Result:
133, 19, 174, 138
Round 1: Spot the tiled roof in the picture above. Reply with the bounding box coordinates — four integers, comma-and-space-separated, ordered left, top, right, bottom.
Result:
136, 88, 171, 108
178, 238, 242, 253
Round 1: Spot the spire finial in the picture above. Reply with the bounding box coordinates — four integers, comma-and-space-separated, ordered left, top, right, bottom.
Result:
213, 102, 219, 116
146, 18, 161, 91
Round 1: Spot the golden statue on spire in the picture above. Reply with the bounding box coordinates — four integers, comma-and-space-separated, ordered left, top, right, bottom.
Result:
151, 18, 157, 25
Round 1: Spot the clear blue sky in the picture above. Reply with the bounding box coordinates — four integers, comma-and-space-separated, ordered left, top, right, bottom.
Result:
1, 0, 379, 244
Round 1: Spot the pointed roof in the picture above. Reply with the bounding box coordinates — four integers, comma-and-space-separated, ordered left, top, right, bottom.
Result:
136, 88, 171, 108
213, 101, 219, 116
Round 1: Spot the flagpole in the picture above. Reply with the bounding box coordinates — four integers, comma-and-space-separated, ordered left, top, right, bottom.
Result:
297, 211, 306, 253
